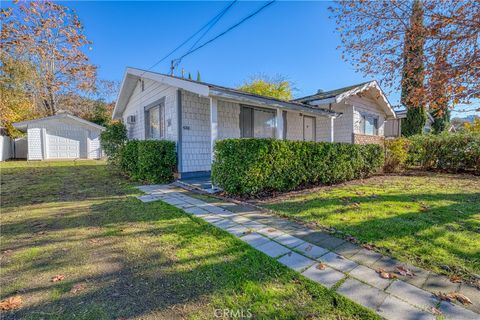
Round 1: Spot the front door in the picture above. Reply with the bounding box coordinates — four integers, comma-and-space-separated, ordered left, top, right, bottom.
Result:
303, 116, 316, 141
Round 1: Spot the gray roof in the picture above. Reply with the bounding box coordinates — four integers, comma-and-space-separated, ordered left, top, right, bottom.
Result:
294, 82, 372, 103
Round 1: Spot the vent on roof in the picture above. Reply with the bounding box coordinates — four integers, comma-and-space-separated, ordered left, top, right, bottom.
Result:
317, 89, 324, 93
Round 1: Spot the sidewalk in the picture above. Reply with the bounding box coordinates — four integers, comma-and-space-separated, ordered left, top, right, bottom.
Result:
136, 184, 479, 320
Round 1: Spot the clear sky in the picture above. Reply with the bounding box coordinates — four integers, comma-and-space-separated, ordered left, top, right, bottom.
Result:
34, 1, 480, 116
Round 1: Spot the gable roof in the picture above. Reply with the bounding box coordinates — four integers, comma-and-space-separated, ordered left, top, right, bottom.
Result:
113, 67, 340, 119
295, 81, 396, 118
13, 112, 105, 132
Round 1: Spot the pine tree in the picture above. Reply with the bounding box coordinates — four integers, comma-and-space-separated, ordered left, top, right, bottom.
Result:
401, 0, 427, 137
431, 108, 450, 133
188, 72, 192, 80
196, 71, 201, 82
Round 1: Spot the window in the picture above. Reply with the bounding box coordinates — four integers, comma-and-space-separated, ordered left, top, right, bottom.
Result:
145, 102, 165, 139
360, 114, 378, 135
240, 106, 276, 138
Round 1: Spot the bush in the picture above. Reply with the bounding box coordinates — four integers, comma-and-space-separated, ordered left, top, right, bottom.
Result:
212, 139, 384, 196
100, 122, 128, 165
407, 132, 480, 173
119, 140, 176, 183
384, 138, 410, 172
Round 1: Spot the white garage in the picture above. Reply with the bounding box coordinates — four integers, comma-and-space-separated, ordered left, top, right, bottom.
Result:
13, 112, 105, 160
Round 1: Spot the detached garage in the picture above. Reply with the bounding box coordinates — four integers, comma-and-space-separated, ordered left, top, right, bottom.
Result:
13, 112, 104, 160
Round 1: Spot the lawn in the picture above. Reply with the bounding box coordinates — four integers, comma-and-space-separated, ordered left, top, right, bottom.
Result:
261, 173, 480, 281
0, 160, 378, 320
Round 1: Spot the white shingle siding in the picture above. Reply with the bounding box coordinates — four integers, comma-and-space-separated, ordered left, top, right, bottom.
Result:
88, 131, 102, 159
181, 91, 211, 173
27, 127, 43, 160
122, 78, 178, 141
348, 96, 385, 136
328, 102, 354, 143
316, 117, 332, 142
218, 100, 240, 139
285, 111, 304, 141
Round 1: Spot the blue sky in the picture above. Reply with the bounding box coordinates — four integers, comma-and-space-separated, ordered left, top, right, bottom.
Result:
39, 1, 478, 116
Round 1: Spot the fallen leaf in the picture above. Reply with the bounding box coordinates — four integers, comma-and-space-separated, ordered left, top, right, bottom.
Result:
305, 245, 313, 252
362, 244, 374, 250
431, 307, 442, 316
51, 275, 65, 282
89, 239, 99, 244
449, 275, 462, 283
396, 266, 416, 277
70, 283, 86, 294
434, 292, 455, 302
316, 263, 326, 270
2, 249, 13, 255
451, 292, 472, 305
0, 296, 22, 310
375, 268, 396, 279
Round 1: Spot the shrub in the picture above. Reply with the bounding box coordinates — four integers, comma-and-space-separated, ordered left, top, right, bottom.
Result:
118, 140, 176, 183
407, 132, 480, 173
384, 138, 410, 172
100, 122, 127, 165
212, 139, 384, 196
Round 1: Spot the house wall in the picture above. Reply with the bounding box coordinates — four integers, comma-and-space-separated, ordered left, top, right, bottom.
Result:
27, 127, 43, 160
328, 102, 354, 143
122, 78, 178, 141
385, 118, 401, 137
218, 100, 240, 139
88, 131, 102, 159
349, 96, 386, 136
0, 136, 12, 161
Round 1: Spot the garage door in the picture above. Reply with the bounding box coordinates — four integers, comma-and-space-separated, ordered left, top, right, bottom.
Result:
46, 129, 86, 159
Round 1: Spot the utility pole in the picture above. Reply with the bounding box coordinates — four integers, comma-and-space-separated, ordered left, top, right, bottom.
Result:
170, 60, 175, 76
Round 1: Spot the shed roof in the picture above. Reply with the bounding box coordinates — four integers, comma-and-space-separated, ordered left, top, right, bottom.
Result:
13, 112, 105, 132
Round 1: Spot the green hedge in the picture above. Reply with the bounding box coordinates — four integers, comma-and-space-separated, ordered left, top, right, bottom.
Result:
212, 139, 384, 196
407, 132, 480, 173
119, 140, 176, 183
384, 138, 410, 173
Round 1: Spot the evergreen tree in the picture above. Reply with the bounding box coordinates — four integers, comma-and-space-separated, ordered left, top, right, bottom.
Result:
431, 108, 450, 133
400, 0, 427, 137
188, 72, 192, 80
196, 71, 201, 82
429, 47, 450, 133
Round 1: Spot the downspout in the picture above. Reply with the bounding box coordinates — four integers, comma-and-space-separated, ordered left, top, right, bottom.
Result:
177, 90, 183, 176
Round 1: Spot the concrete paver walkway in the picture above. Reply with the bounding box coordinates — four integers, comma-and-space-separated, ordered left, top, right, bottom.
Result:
136, 184, 479, 320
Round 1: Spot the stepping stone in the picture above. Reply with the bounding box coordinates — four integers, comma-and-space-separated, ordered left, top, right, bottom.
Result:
302, 263, 345, 288
257, 227, 285, 239
295, 242, 329, 259
337, 278, 388, 310
333, 241, 361, 258
241, 221, 268, 230
202, 215, 223, 224
240, 233, 270, 248
184, 207, 209, 216
231, 216, 252, 224
177, 202, 195, 209
277, 252, 315, 272
372, 256, 399, 270
137, 195, 158, 203
458, 283, 480, 314
315, 234, 346, 250
274, 234, 305, 248
162, 197, 187, 206
201, 204, 229, 214
298, 230, 332, 244
377, 295, 434, 320
439, 301, 479, 320
394, 263, 430, 288
422, 273, 460, 293
212, 219, 238, 230
349, 265, 393, 290
350, 248, 383, 266
321, 252, 358, 272
225, 225, 251, 237
386, 280, 438, 311
256, 240, 291, 258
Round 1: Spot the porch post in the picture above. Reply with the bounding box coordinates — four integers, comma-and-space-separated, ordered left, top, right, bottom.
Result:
276, 108, 284, 140
210, 97, 218, 164
329, 117, 335, 143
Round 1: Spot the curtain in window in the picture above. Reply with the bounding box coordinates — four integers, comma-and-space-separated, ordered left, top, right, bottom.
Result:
240, 106, 276, 138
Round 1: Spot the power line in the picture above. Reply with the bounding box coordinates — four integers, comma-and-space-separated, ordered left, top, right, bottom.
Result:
171, 1, 276, 73
143, 1, 237, 74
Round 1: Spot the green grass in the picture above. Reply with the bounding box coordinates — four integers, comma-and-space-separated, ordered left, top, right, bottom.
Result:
0, 160, 378, 319
262, 173, 480, 280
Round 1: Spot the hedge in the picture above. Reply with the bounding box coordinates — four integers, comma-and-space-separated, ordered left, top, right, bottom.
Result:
384, 138, 410, 173
212, 139, 384, 196
406, 132, 480, 174
119, 140, 176, 183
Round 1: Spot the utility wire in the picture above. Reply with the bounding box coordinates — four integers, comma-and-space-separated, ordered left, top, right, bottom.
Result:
143, 0, 238, 74
172, 1, 275, 71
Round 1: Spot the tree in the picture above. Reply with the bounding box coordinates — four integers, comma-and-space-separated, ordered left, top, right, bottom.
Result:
401, 0, 427, 136
1, 1, 97, 116
463, 117, 480, 133
330, 0, 479, 110
429, 47, 450, 133
238, 74, 293, 101
196, 71, 201, 82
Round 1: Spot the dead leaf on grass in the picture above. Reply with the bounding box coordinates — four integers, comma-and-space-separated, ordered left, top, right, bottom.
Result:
452, 293, 472, 305
345, 235, 358, 243
396, 266, 416, 277
2, 249, 13, 255
89, 239, 100, 244
51, 275, 65, 282
362, 244, 375, 250
70, 283, 86, 294
449, 275, 462, 283
0, 296, 22, 311
316, 263, 326, 270
431, 307, 442, 316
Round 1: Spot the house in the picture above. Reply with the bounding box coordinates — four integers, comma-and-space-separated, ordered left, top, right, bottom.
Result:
384, 110, 434, 137
13, 112, 104, 160
113, 67, 395, 178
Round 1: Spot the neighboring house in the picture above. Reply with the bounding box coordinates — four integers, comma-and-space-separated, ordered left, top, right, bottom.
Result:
13, 112, 104, 160
384, 110, 434, 137
113, 67, 395, 178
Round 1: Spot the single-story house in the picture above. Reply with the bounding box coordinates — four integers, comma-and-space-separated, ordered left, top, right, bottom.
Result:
13, 112, 104, 160
113, 67, 395, 178
384, 109, 456, 137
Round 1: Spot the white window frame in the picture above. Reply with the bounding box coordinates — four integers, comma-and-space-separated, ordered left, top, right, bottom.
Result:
240, 105, 276, 139
359, 113, 379, 136
144, 98, 166, 140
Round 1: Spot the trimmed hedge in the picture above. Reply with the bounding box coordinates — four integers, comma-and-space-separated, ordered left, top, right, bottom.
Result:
407, 132, 480, 173
212, 139, 384, 196
384, 138, 410, 173
119, 140, 176, 183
